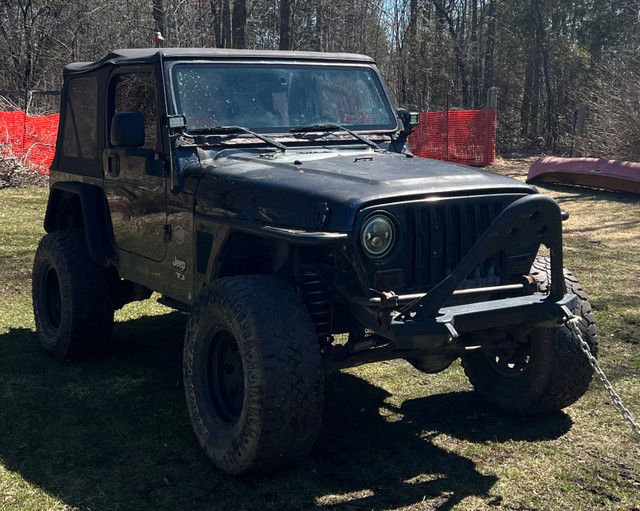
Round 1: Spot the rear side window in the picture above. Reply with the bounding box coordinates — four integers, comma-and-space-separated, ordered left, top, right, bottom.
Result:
62, 77, 98, 158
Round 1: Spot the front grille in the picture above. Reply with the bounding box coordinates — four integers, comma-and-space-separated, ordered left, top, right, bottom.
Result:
403, 195, 523, 291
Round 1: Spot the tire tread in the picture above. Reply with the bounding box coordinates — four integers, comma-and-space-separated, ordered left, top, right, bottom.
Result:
183, 275, 324, 474
32, 230, 114, 360
462, 255, 598, 414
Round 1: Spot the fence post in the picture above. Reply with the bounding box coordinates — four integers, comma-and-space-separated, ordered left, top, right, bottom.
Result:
22, 91, 29, 159
484, 88, 498, 165
444, 93, 449, 161
486, 87, 497, 110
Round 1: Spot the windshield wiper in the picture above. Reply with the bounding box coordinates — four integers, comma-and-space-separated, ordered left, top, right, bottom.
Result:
291, 123, 380, 150
187, 125, 287, 152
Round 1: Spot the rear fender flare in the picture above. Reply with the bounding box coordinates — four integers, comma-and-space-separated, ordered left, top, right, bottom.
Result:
44, 182, 111, 266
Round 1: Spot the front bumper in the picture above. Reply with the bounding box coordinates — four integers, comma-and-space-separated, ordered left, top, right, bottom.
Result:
391, 292, 576, 349
357, 194, 572, 350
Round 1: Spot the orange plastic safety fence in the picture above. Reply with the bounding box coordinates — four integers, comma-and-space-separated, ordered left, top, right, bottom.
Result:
1, 109, 497, 174
408, 110, 496, 167
0, 111, 59, 174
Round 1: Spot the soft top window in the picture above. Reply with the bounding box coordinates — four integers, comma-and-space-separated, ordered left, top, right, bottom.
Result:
62, 76, 98, 158
113, 71, 158, 150
170, 63, 397, 133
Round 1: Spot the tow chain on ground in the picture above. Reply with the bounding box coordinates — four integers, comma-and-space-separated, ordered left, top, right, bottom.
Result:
567, 319, 640, 439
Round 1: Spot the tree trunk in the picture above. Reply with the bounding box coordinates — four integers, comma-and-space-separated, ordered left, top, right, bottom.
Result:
222, 0, 231, 48
432, 0, 469, 107
279, 0, 291, 50
210, 0, 222, 48
535, 2, 556, 149
471, 0, 479, 107
520, 53, 534, 138
409, 0, 418, 41
316, 0, 323, 50
520, 0, 542, 142
153, 0, 164, 36
483, 0, 495, 96
232, 0, 246, 48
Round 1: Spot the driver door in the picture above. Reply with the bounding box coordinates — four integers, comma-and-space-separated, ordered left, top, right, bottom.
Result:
103, 69, 167, 262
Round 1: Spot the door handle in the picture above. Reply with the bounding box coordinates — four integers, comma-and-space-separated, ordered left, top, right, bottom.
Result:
107, 154, 120, 177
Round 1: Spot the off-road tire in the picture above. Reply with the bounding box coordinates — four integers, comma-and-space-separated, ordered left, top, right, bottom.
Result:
462, 255, 598, 414
32, 230, 115, 360
183, 275, 324, 475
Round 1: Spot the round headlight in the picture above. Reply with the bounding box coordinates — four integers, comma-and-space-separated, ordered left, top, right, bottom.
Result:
361, 214, 395, 258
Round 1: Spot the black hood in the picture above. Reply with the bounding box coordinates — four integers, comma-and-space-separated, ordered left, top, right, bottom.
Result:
194, 149, 537, 231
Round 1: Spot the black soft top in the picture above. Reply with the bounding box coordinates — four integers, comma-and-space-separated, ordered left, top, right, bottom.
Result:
64, 48, 376, 76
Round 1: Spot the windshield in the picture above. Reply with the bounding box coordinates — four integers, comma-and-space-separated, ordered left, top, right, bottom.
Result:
169, 62, 397, 133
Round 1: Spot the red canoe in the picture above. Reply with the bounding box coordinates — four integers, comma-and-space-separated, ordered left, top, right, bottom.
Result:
527, 157, 640, 194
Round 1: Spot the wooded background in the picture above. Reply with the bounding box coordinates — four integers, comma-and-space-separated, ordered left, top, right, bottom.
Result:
1, 0, 638, 159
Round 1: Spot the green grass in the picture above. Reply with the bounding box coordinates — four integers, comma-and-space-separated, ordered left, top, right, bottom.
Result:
0, 168, 639, 511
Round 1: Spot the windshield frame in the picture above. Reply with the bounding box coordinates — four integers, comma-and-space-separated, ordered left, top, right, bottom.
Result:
164, 59, 399, 136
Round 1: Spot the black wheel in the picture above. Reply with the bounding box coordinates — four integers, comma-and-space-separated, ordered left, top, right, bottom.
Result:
462, 255, 598, 414
183, 275, 324, 475
32, 230, 115, 360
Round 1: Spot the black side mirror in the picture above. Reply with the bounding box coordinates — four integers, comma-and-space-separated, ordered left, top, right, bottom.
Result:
396, 107, 419, 135
111, 111, 145, 147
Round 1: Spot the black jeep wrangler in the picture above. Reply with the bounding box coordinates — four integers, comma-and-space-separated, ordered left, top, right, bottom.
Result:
33, 48, 597, 475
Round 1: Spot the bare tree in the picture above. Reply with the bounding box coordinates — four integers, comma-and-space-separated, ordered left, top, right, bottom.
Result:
232, 0, 247, 48
279, 0, 291, 50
